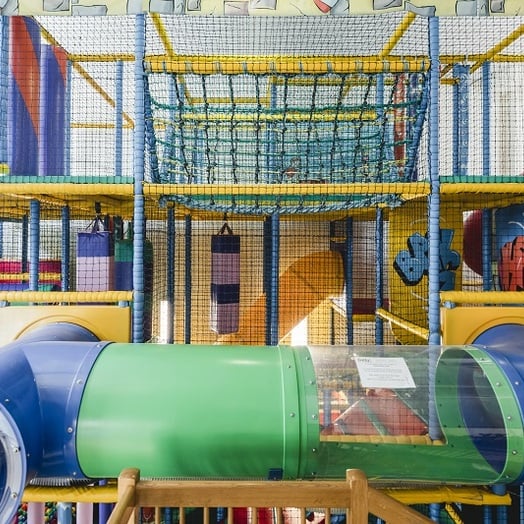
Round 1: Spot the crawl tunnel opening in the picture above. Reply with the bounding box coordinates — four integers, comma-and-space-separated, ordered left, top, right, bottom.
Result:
457, 356, 506, 473
436, 344, 524, 482
0, 403, 27, 523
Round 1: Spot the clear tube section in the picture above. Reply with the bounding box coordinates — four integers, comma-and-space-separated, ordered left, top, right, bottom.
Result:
307, 345, 524, 484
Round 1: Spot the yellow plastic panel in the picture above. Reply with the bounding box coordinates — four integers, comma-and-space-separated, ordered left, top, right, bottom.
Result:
0, 305, 131, 345
389, 199, 463, 344
441, 306, 524, 345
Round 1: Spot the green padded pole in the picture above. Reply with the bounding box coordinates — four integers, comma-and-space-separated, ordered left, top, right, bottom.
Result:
77, 343, 319, 479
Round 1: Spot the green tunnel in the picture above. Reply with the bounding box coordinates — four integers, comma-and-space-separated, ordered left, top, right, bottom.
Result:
76, 343, 320, 480
2, 330, 524, 523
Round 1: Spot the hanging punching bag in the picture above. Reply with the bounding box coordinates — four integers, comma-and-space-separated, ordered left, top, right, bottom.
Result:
210, 221, 240, 334
76, 206, 114, 292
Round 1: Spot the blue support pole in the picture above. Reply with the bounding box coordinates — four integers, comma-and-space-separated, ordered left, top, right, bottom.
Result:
61, 205, 70, 291
57, 502, 73, 524
427, 16, 442, 441
164, 507, 173, 524
492, 484, 508, 524
263, 217, 271, 296
115, 60, 124, 178
375, 208, 384, 345
266, 213, 279, 346
132, 13, 146, 343
166, 206, 175, 344
263, 66, 278, 312
344, 217, 353, 345
21, 213, 28, 274
374, 76, 385, 341
184, 214, 192, 344
29, 200, 40, 292
264, 217, 271, 338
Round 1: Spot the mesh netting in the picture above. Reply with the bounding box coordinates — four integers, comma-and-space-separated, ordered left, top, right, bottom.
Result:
146, 71, 427, 183
144, 14, 430, 214
0, 13, 523, 347
2, 19, 524, 519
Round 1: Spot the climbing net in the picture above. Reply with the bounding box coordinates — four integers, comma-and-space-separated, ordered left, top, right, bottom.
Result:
147, 71, 427, 180
143, 14, 430, 215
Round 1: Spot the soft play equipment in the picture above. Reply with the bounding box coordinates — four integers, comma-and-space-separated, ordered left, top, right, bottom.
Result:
1, 321, 524, 522
210, 221, 240, 334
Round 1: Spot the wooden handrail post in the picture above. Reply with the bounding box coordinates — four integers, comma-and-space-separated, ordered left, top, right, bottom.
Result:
107, 468, 140, 524
346, 469, 368, 524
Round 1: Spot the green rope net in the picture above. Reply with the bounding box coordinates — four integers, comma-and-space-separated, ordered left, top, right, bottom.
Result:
145, 70, 428, 215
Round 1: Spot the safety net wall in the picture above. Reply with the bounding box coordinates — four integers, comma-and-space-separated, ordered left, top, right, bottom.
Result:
437, 16, 524, 181
144, 14, 431, 215
0, 13, 522, 347
1, 10, 524, 524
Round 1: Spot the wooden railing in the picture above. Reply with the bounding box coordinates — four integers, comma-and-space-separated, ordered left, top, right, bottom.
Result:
107, 468, 433, 524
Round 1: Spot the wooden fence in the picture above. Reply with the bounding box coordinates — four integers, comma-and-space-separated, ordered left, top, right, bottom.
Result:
107, 468, 433, 524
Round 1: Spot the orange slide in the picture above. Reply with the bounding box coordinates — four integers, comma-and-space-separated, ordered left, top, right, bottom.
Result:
219, 250, 344, 345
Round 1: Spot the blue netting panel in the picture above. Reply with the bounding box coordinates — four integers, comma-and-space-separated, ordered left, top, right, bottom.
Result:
145, 70, 428, 214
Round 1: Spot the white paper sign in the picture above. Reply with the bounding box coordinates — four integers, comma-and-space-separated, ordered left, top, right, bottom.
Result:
354, 357, 416, 389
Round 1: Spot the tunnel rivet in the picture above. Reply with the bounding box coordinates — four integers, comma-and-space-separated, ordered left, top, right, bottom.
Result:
289, 412, 295, 417
4, 398, 9, 403
495, 382, 501, 387
312, 448, 317, 453
67, 427, 74, 434
507, 416, 512, 420
309, 380, 315, 385
11, 493, 17, 499
515, 381, 520, 386
311, 414, 318, 420
76, 379, 83, 385
12, 447, 19, 453
512, 450, 518, 455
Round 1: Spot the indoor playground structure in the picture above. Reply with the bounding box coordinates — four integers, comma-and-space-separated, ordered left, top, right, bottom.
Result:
1, 1, 524, 523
